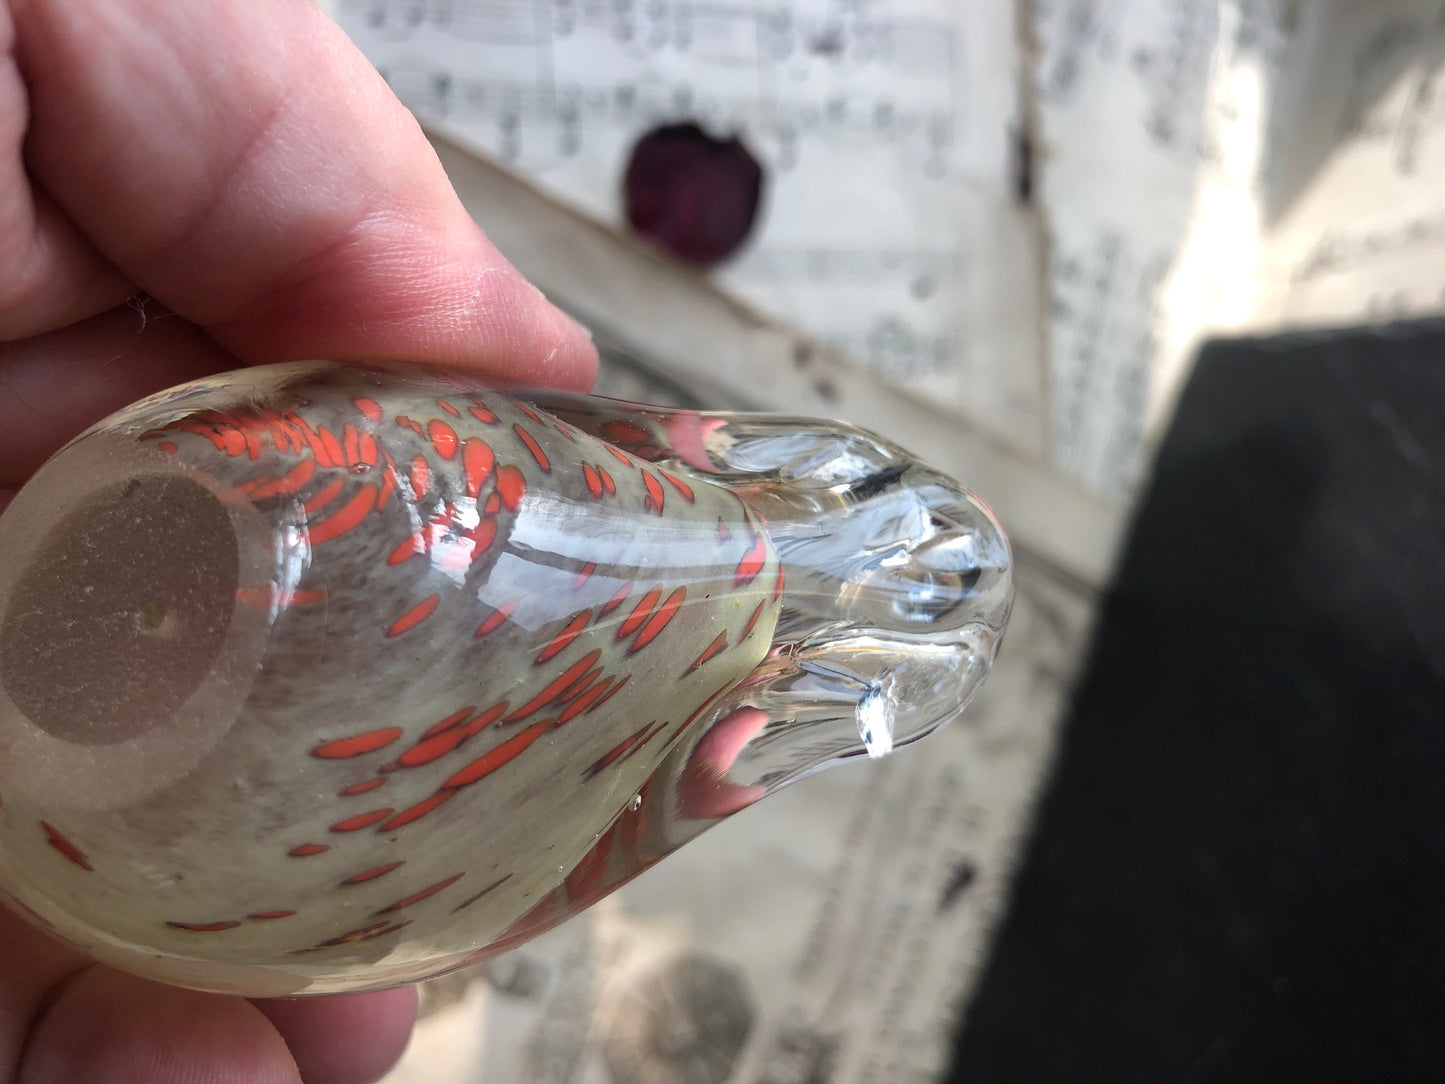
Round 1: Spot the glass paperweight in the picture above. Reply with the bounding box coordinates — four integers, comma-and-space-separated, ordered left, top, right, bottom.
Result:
0, 361, 1012, 996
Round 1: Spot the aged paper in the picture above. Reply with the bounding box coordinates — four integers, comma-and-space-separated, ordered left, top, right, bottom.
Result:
1251, 3, 1445, 326
1036, 0, 1297, 493
332, 0, 1050, 460
1037, 0, 1445, 493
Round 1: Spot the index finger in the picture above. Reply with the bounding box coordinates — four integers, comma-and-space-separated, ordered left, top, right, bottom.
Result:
13, 0, 596, 388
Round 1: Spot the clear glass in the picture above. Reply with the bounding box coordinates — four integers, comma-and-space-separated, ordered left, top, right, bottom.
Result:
0, 361, 1012, 996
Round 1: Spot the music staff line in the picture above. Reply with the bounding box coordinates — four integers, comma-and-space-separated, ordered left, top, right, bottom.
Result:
383, 63, 958, 149
346, 0, 958, 81
731, 245, 964, 283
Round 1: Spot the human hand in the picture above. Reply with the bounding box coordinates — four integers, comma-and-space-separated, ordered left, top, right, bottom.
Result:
0, 1, 596, 1080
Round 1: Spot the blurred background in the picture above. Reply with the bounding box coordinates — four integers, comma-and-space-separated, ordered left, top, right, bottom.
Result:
315, 1, 1445, 1080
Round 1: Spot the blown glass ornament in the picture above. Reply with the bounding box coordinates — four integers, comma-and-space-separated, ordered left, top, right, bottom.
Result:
0, 361, 1012, 996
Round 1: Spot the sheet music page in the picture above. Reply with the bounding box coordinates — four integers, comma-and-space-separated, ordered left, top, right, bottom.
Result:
1035, 0, 1296, 493
1038, 0, 1445, 494
333, 0, 1049, 459
1251, 3, 1445, 330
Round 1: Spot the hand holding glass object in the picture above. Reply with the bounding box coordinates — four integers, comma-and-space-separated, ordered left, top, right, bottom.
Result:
0, 361, 1012, 996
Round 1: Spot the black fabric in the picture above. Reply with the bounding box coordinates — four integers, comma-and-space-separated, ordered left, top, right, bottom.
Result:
948, 319, 1445, 1082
